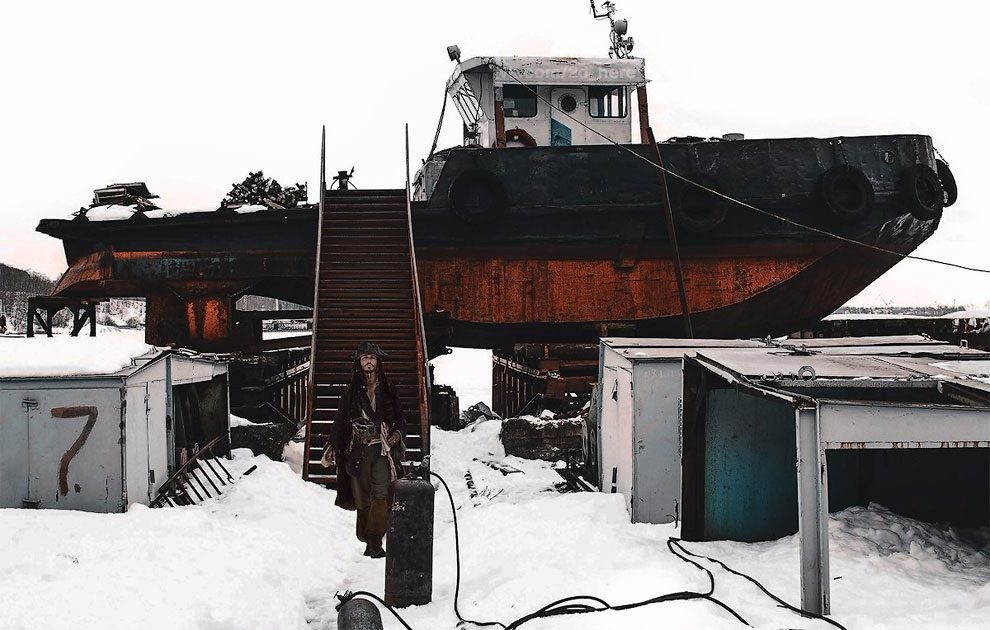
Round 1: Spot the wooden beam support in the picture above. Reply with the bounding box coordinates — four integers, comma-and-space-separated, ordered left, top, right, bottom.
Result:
637, 86, 651, 144
494, 99, 507, 148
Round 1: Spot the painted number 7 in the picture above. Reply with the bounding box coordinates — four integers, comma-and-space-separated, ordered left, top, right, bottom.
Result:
51, 406, 99, 496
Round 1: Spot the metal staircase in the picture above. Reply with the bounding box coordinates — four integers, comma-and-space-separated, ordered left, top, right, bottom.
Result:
302, 178, 430, 486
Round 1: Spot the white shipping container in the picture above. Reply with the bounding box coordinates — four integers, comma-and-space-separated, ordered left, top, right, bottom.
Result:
596, 338, 764, 524
0, 350, 227, 512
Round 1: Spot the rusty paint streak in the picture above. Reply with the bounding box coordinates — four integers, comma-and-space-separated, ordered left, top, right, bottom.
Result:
182, 296, 233, 345
51, 406, 99, 496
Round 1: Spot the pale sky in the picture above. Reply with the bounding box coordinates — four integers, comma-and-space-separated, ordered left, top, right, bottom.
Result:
1, 0, 987, 307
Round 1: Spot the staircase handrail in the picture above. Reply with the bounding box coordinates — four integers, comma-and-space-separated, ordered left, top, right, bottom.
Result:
303, 127, 327, 481
405, 123, 432, 457
150, 432, 233, 507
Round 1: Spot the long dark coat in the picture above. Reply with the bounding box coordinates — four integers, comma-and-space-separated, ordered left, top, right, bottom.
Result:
330, 361, 406, 510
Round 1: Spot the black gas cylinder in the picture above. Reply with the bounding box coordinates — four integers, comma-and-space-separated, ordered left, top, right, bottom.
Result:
384, 459, 435, 607
336, 594, 383, 630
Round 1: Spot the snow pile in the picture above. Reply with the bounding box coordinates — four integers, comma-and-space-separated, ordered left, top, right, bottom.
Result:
81, 204, 135, 221
76, 205, 275, 223
282, 439, 305, 476
833, 504, 990, 583
233, 204, 269, 214
0, 327, 153, 378
229, 413, 259, 427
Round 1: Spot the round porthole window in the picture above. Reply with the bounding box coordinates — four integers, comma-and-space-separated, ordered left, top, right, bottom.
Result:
560, 94, 578, 113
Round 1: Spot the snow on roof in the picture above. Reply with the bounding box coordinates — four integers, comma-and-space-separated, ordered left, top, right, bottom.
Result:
143, 205, 269, 219
81, 204, 135, 221
0, 328, 155, 378
76, 205, 270, 222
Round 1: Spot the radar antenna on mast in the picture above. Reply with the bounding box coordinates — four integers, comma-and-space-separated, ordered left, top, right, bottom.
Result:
590, 1, 634, 58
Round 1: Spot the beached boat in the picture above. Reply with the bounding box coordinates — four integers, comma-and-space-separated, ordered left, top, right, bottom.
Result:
37, 53, 956, 351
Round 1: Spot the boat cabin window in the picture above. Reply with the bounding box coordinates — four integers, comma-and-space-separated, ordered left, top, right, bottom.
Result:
588, 86, 627, 118
503, 85, 538, 118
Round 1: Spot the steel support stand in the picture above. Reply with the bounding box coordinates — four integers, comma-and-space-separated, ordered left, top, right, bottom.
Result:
795, 405, 830, 615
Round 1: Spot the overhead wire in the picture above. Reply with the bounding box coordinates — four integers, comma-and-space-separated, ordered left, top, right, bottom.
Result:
485, 58, 990, 275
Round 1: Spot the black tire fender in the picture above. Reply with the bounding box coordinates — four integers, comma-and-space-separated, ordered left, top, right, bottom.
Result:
935, 159, 957, 207
447, 169, 507, 223
902, 164, 944, 221
670, 175, 728, 234
819, 165, 874, 221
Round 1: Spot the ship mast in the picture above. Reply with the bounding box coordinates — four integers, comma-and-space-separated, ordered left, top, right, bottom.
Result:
590, 1, 635, 58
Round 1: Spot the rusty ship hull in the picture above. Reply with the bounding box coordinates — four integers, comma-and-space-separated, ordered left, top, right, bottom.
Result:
37, 134, 943, 351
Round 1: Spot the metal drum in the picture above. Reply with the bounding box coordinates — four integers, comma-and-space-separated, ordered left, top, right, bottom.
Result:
384, 463, 435, 607
336, 596, 383, 630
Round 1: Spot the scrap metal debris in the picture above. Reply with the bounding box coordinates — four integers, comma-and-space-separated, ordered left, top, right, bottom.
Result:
474, 458, 524, 476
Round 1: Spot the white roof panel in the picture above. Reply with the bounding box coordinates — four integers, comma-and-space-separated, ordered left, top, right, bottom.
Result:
457, 55, 647, 86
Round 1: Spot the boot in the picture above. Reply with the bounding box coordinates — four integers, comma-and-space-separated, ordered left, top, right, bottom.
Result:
363, 498, 388, 559
355, 508, 369, 543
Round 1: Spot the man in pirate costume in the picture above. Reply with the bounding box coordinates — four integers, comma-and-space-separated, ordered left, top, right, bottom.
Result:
324, 341, 406, 558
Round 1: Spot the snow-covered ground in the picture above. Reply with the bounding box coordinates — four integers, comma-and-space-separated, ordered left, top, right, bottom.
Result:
1, 419, 987, 629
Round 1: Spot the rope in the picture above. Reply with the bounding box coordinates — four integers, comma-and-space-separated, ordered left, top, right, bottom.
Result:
485, 59, 989, 275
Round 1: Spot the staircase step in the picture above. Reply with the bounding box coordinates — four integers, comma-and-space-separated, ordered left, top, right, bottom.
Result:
325, 187, 405, 195
323, 212, 406, 222
320, 251, 410, 262
317, 299, 413, 309
319, 307, 412, 318
314, 341, 418, 351
320, 263, 411, 271
319, 280, 413, 289
321, 245, 411, 255
323, 205, 405, 213
322, 232, 409, 241
314, 316, 415, 325
324, 194, 406, 200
